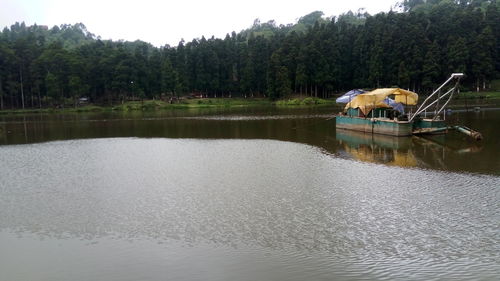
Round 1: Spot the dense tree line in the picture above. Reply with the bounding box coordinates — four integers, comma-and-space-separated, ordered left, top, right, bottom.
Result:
0, 0, 498, 109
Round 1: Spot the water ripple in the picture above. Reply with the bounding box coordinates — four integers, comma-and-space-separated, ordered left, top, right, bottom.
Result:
0, 138, 499, 280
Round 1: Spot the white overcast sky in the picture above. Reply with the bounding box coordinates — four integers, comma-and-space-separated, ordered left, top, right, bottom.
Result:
1, 0, 397, 46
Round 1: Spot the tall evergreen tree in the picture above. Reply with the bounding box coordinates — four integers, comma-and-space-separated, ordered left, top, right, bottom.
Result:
471, 27, 496, 90
0, 0, 499, 109
421, 41, 441, 91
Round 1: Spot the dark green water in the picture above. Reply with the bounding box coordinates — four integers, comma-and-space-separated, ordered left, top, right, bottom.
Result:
0, 106, 499, 281
1, 106, 499, 174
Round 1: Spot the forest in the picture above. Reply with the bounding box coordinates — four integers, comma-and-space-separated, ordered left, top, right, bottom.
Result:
0, 0, 498, 109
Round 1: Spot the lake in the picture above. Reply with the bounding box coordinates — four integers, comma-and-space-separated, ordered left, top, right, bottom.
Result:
0, 106, 499, 281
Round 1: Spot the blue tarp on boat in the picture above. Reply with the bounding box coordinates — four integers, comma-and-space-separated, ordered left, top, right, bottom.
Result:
336, 89, 366, 103
383, 98, 404, 113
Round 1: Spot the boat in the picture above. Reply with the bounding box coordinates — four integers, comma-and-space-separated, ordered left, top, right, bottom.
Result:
335, 73, 482, 140
336, 88, 417, 136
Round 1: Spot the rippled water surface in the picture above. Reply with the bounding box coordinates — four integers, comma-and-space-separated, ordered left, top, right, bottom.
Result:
0, 108, 499, 281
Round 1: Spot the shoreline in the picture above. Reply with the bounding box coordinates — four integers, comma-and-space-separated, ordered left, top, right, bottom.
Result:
0, 93, 499, 115
0, 97, 338, 115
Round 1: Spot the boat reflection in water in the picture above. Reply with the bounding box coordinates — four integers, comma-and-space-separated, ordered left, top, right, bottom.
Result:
335, 129, 417, 167
334, 128, 482, 169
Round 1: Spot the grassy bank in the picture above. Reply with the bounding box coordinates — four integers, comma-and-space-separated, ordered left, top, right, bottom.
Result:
2, 92, 499, 114
0, 105, 106, 114
446, 91, 500, 108
0, 97, 335, 114
455, 91, 500, 100
275, 97, 336, 106
111, 98, 273, 111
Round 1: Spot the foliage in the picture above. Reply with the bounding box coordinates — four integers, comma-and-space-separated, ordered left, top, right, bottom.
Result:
0, 1, 499, 110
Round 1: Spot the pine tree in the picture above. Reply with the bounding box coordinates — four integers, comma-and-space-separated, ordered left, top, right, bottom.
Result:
421, 41, 441, 91
471, 27, 496, 91
447, 36, 469, 74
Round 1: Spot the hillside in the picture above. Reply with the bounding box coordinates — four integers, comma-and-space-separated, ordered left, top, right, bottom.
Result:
0, 0, 498, 109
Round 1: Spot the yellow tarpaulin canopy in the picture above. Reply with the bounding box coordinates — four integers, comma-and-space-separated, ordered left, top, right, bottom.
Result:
345, 88, 418, 115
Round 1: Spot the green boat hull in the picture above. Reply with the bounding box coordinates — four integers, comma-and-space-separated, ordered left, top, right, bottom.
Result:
412, 119, 448, 134
336, 115, 413, 137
